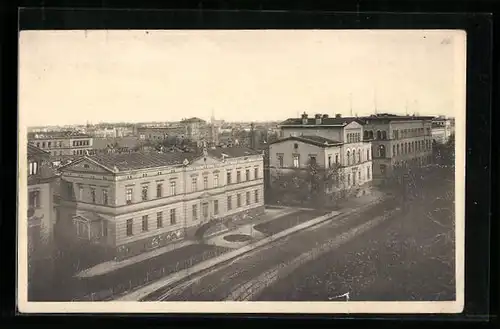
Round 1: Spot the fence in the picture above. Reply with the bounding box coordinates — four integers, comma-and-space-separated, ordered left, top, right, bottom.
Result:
226, 207, 402, 301
71, 247, 229, 301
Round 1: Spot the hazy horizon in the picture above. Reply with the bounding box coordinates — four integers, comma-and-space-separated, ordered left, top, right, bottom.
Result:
19, 30, 465, 127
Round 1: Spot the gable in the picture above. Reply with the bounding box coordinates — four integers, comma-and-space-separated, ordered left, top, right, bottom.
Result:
190, 155, 223, 166
344, 121, 363, 130
60, 158, 113, 174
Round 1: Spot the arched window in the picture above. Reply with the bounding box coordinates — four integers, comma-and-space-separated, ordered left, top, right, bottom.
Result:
357, 149, 361, 163
369, 131, 374, 139
396, 144, 400, 155
346, 150, 350, 166
392, 145, 396, 156
405, 143, 408, 154
412, 141, 415, 152
352, 151, 356, 164
376, 130, 382, 140
378, 145, 386, 158
381, 131, 387, 140
363, 131, 368, 140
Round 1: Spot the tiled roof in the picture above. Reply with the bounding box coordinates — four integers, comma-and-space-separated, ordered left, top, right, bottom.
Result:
181, 117, 206, 123
92, 137, 141, 150
280, 117, 363, 126
269, 135, 342, 148
87, 151, 201, 171
28, 131, 91, 139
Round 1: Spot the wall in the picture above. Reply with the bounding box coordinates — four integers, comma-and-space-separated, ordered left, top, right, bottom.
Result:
281, 127, 343, 142
269, 139, 327, 169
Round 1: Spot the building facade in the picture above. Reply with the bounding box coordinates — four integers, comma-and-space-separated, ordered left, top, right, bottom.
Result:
57, 147, 265, 260
28, 131, 94, 157
269, 133, 373, 197
137, 126, 187, 141
27, 144, 59, 298
360, 114, 434, 184
431, 117, 453, 144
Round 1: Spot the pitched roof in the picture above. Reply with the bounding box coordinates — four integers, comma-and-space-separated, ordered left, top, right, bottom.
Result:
181, 117, 206, 123
207, 146, 261, 159
269, 135, 342, 148
86, 151, 202, 171
27, 144, 50, 159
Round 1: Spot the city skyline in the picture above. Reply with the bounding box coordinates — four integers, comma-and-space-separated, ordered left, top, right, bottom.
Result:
19, 30, 465, 127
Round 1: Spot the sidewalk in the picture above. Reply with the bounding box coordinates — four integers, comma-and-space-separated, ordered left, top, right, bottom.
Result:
76, 240, 195, 278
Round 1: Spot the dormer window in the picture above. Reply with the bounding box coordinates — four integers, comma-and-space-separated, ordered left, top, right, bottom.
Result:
29, 161, 38, 175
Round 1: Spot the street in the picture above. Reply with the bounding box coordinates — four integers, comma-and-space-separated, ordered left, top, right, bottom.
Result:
147, 198, 399, 301
257, 169, 455, 301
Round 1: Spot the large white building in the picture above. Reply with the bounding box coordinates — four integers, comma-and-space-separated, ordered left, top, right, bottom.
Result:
57, 147, 264, 260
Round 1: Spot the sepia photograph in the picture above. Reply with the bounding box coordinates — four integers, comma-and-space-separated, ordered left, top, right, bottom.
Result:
18, 29, 465, 313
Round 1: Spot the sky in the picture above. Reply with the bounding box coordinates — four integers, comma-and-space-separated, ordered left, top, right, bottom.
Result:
19, 29, 466, 127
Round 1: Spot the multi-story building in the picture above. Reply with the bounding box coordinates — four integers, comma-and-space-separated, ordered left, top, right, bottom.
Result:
28, 131, 93, 157
180, 117, 207, 142
57, 147, 264, 260
359, 114, 434, 184
27, 144, 59, 297
431, 116, 454, 144
271, 114, 373, 197
137, 126, 187, 141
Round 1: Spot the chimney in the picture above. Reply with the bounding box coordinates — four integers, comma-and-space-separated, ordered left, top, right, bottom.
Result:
315, 114, 322, 125
335, 114, 342, 118
301, 112, 308, 125
322, 114, 329, 119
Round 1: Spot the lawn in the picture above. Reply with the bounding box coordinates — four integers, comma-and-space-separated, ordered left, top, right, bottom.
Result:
43, 243, 231, 301
253, 210, 328, 236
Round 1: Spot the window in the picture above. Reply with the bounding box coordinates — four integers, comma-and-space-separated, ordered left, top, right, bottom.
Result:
254, 167, 259, 179
28, 190, 40, 208
293, 155, 300, 168
202, 203, 209, 218
357, 149, 361, 163
29, 161, 38, 175
378, 145, 386, 158
126, 188, 133, 204
393, 145, 396, 156
170, 181, 176, 195
309, 156, 317, 166
79, 186, 84, 201
100, 190, 108, 205
156, 183, 163, 198
170, 209, 177, 225
358, 171, 361, 181
227, 196, 232, 210
255, 190, 259, 203
328, 156, 332, 168
335, 154, 339, 164
376, 131, 382, 140
48, 142, 52, 148
191, 177, 198, 192
347, 174, 351, 185
237, 194, 241, 207
142, 215, 149, 232
142, 186, 148, 201
157, 212, 163, 228
346, 151, 351, 165
214, 174, 219, 187
214, 200, 219, 215
36, 142, 40, 148
42, 142, 46, 148
126, 219, 133, 236
245, 169, 250, 181
367, 149, 370, 161
396, 144, 400, 155
246, 191, 250, 205
227, 172, 232, 184
294, 143, 299, 149
203, 176, 208, 189
405, 143, 408, 154
367, 166, 371, 179
90, 188, 96, 203
192, 205, 198, 220
236, 171, 241, 183
278, 155, 284, 168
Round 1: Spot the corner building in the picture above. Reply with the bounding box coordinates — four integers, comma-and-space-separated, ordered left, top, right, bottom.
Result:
57, 147, 264, 260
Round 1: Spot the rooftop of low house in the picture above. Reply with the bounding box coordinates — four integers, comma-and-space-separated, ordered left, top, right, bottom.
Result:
269, 135, 342, 147
27, 144, 50, 159
280, 113, 435, 127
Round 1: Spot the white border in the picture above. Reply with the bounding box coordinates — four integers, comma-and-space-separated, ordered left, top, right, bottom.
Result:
17, 29, 466, 314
